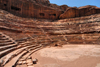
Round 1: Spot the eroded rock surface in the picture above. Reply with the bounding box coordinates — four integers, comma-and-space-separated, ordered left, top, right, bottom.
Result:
0, 0, 100, 19
59, 5, 100, 19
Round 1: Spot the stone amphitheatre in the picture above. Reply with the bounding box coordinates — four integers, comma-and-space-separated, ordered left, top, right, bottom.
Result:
0, 0, 100, 67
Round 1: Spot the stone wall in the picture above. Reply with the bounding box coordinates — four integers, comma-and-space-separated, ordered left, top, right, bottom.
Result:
0, 0, 100, 20
59, 8, 79, 19
59, 7, 100, 19
0, 0, 63, 20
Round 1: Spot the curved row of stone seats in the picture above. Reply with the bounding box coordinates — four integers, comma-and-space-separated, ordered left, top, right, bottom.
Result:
16, 45, 42, 67
0, 32, 18, 58
0, 21, 43, 34
0, 42, 15, 46
0, 45, 17, 51
15, 35, 50, 66
0, 32, 18, 45
16, 34, 52, 45
0, 32, 18, 67
1, 35, 42, 67
4, 51, 28, 67
3, 44, 42, 67
28, 44, 42, 52
0, 47, 17, 58
19, 44, 42, 59
15, 44, 39, 55
0, 39, 11, 43
0, 37, 8, 40
2, 44, 38, 66
0, 39, 13, 43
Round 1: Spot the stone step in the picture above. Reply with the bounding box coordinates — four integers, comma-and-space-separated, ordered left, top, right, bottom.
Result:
0, 37, 8, 40
0, 42, 15, 46
0, 40, 12, 43
25, 47, 42, 60
18, 42, 39, 48
20, 43, 36, 48
19, 41, 35, 45
31, 39, 50, 42
1, 45, 34, 66
28, 45, 42, 52
0, 44, 17, 51
0, 32, 17, 45
18, 46, 42, 65
0, 35, 5, 37
4, 51, 27, 67
16, 44, 39, 54
1, 47, 28, 66
0, 47, 17, 58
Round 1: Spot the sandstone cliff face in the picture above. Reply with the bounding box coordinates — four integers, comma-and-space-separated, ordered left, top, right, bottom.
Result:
0, 0, 100, 20
59, 8, 79, 19
34, 0, 50, 6
59, 6, 100, 19
59, 5, 69, 11
0, 0, 63, 20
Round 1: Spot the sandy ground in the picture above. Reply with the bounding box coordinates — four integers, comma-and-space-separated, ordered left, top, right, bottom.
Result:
31, 45, 100, 67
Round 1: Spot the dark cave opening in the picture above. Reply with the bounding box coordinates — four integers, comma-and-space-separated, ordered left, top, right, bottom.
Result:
11, 6, 21, 11
40, 13, 45, 16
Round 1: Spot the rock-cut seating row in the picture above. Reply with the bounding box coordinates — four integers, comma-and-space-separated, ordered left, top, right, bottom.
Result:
0, 32, 43, 67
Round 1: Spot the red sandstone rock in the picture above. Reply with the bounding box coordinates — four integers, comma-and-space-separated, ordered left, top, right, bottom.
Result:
59, 8, 79, 19
59, 6, 100, 19
35, 0, 50, 6
0, 0, 63, 20
60, 5, 69, 11
0, 0, 100, 19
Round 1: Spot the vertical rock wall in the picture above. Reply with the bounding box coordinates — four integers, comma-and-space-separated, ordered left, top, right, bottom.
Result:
0, 0, 63, 20
59, 7, 100, 19
0, 0, 100, 19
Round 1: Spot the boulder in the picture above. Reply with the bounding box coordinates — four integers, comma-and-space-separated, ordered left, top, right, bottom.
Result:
32, 58, 38, 64
59, 8, 79, 19
60, 5, 69, 11
59, 5, 100, 19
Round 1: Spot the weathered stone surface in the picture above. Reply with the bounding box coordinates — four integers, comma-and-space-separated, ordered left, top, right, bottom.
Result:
0, 0, 100, 20
59, 5, 100, 19
0, 0, 63, 20
32, 58, 38, 64
59, 7, 79, 19
35, 0, 50, 6
60, 5, 69, 11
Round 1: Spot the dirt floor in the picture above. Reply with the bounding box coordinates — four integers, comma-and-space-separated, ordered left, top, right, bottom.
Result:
31, 45, 100, 67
